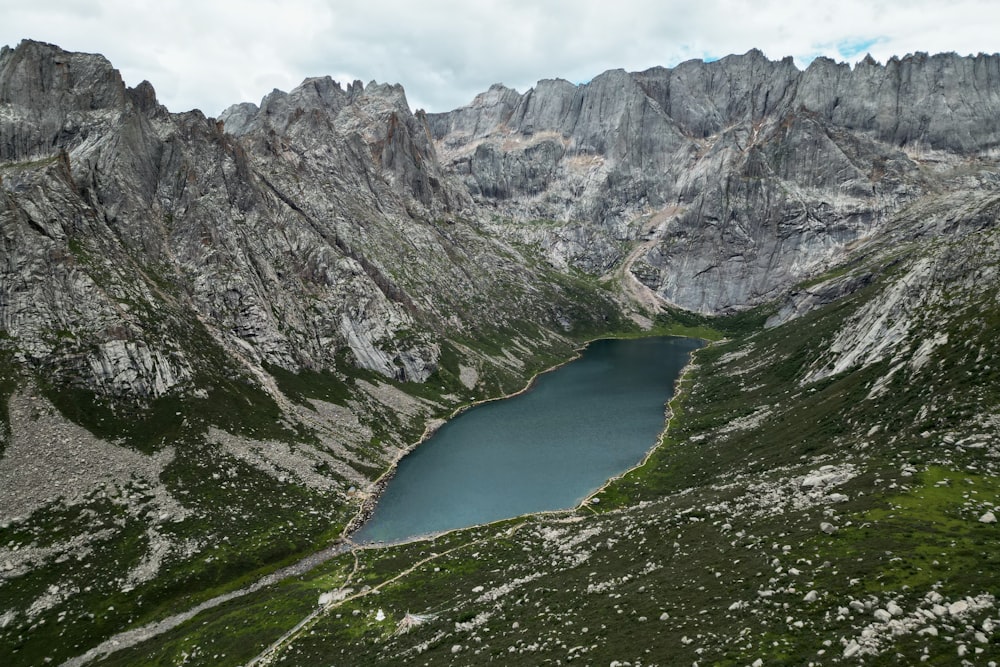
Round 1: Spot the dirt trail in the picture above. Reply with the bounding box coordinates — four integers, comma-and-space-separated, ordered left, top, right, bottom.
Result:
609, 207, 680, 324
245, 522, 527, 666
60, 541, 352, 667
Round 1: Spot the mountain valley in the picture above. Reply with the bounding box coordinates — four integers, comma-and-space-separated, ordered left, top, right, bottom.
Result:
1, 39, 1000, 665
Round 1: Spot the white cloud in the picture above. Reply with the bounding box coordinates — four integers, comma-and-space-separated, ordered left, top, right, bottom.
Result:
3, 0, 998, 116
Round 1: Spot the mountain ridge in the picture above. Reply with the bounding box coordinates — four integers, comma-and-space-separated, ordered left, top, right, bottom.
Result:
428, 47, 1000, 312
0, 40, 625, 664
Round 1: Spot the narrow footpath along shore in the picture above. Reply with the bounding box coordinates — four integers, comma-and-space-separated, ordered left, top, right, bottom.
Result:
60, 541, 352, 667
61, 334, 707, 666
59, 340, 591, 666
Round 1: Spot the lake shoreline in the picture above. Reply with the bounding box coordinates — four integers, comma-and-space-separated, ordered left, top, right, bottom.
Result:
342, 336, 592, 538
580, 338, 708, 507
62, 346, 582, 666
344, 333, 707, 544
62, 336, 706, 665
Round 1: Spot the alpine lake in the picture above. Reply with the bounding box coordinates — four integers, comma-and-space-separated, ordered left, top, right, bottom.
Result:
352, 336, 704, 544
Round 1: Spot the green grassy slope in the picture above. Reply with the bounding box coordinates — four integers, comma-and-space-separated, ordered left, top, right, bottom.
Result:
94, 193, 1000, 666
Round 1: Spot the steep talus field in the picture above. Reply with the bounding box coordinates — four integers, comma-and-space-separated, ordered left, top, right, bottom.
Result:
1, 39, 1000, 666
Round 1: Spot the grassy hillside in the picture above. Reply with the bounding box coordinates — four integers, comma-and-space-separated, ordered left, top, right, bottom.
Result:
88, 198, 1000, 666
0, 262, 626, 667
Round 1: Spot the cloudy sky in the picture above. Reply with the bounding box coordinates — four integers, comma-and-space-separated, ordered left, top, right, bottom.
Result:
3, 0, 998, 116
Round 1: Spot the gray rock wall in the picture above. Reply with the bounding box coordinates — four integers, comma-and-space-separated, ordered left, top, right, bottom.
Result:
0, 40, 599, 407
430, 49, 999, 312
3, 38, 999, 400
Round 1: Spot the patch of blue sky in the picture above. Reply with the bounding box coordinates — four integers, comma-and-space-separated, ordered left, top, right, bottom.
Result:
793, 51, 825, 69
836, 37, 885, 60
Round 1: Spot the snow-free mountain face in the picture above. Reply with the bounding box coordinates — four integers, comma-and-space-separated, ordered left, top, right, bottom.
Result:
430, 49, 1000, 312
2, 39, 1000, 666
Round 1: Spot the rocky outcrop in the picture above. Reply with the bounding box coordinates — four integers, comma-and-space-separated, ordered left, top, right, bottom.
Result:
0, 40, 131, 162
430, 69, 689, 227
796, 52, 1000, 153
430, 49, 1000, 312
764, 271, 876, 328
0, 40, 607, 409
87, 340, 192, 398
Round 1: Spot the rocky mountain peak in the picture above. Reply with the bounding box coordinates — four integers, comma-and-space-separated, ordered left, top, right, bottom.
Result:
218, 101, 260, 135
220, 76, 418, 140
0, 39, 127, 109
427, 49, 1000, 312
0, 40, 135, 161
127, 79, 161, 115
361, 80, 410, 110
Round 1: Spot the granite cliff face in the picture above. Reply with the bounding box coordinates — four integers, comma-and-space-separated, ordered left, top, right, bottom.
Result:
1, 41, 606, 401
7, 41, 996, 432
430, 49, 1000, 312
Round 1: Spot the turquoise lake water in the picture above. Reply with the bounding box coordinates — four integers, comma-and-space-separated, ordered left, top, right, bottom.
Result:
352, 336, 703, 544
